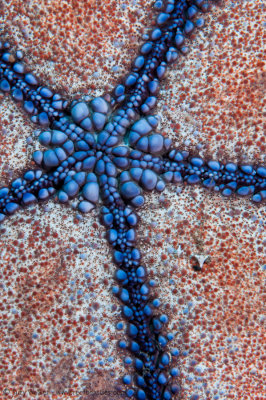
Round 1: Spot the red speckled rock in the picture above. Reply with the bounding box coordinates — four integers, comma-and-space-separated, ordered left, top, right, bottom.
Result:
0, 1, 265, 399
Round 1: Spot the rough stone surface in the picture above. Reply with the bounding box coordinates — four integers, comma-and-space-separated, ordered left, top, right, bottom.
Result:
0, 1, 264, 399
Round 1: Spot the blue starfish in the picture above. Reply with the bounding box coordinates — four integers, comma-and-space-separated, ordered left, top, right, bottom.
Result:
0, 0, 265, 399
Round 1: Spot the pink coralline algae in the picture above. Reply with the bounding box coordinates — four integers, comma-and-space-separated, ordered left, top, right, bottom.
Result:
0, 1, 265, 399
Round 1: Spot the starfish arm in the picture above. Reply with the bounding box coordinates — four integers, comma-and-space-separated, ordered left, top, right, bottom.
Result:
0, 40, 116, 150
0, 168, 63, 222
126, 145, 266, 203
0, 147, 103, 222
100, 177, 176, 399
112, 0, 215, 116
0, 42, 70, 127
160, 151, 266, 202
0, 134, 100, 223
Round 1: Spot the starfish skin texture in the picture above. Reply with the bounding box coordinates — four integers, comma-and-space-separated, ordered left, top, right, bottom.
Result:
0, 1, 265, 399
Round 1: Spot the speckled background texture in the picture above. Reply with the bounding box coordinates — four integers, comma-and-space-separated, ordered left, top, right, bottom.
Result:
0, 1, 265, 399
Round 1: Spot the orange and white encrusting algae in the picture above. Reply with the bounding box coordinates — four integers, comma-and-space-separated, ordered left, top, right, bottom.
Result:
0, 0, 265, 399
160, 0, 265, 162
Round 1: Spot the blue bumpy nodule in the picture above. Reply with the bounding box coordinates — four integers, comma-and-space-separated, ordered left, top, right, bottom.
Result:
0, 0, 265, 399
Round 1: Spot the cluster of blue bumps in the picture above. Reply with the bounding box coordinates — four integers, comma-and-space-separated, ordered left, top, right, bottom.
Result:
0, 0, 265, 399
